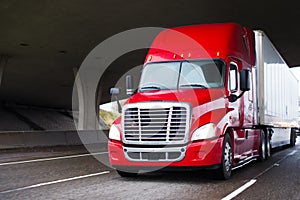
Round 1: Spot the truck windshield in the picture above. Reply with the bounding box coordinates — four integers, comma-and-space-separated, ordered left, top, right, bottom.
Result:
139, 59, 225, 91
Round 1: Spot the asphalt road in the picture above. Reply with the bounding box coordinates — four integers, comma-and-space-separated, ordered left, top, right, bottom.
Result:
0, 142, 299, 200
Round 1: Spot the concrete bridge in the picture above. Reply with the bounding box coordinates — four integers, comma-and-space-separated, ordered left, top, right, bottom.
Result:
0, 0, 299, 147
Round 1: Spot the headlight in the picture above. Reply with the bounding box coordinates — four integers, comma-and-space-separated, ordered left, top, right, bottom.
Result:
109, 124, 121, 141
191, 123, 217, 141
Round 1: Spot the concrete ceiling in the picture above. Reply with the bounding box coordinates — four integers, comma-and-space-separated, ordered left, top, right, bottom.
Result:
0, 0, 299, 109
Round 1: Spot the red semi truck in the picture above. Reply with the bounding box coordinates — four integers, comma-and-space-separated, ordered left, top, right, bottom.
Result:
108, 23, 299, 179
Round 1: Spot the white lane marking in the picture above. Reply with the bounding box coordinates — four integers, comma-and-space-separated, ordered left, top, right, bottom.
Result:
288, 150, 297, 156
222, 148, 298, 199
221, 179, 257, 200
253, 149, 298, 179
0, 171, 110, 194
0, 152, 108, 166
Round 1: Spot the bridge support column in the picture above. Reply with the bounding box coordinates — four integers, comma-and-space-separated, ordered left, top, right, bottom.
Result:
0, 55, 9, 87
73, 66, 107, 131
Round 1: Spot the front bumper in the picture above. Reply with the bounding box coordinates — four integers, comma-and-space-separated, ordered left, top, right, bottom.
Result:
108, 137, 224, 168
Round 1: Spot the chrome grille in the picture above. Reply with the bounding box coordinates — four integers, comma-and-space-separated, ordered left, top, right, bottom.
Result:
123, 147, 186, 162
122, 102, 190, 145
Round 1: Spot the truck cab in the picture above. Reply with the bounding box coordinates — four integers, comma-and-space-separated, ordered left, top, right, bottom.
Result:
108, 23, 297, 179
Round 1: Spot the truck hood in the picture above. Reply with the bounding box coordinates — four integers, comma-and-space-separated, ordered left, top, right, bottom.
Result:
127, 88, 226, 108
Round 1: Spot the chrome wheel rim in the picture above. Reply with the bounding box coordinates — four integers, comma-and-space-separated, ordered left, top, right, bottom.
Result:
261, 135, 266, 159
224, 142, 232, 172
266, 139, 271, 157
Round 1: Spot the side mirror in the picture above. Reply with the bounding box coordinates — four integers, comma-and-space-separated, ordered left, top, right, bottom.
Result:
110, 87, 120, 95
228, 69, 250, 103
126, 75, 133, 95
240, 69, 250, 91
110, 87, 121, 113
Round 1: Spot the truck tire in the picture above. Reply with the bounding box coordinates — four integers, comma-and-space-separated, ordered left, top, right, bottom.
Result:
290, 129, 297, 147
216, 134, 232, 180
116, 170, 138, 177
258, 130, 266, 162
265, 130, 271, 159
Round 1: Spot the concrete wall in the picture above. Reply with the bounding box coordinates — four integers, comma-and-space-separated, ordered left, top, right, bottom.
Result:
0, 130, 108, 149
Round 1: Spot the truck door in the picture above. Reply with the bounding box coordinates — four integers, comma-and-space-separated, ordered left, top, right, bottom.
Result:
228, 61, 246, 157
228, 61, 240, 127
228, 61, 255, 158
243, 69, 254, 126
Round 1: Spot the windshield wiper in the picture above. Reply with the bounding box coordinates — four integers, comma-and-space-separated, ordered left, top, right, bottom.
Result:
139, 86, 161, 91
180, 84, 208, 88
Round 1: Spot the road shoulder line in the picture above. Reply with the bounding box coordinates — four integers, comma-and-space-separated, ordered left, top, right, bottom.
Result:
0, 171, 110, 194
0, 152, 108, 166
221, 179, 257, 200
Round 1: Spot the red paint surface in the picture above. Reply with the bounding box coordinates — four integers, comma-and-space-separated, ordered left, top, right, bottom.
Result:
108, 23, 261, 169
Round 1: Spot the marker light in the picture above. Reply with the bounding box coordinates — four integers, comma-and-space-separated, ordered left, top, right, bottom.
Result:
173, 54, 177, 59
180, 53, 184, 58
217, 52, 220, 56
188, 53, 191, 58
148, 55, 152, 61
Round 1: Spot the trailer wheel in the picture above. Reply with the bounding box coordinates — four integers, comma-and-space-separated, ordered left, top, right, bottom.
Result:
116, 170, 138, 177
216, 134, 232, 180
258, 130, 266, 162
290, 129, 297, 147
265, 131, 271, 159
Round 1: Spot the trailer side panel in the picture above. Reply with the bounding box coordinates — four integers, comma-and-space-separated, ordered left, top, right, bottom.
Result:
254, 31, 298, 128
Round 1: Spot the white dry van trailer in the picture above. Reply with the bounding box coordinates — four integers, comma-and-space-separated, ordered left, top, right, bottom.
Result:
255, 31, 299, 147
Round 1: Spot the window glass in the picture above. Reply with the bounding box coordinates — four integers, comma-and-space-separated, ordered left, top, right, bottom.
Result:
248, 70, 253, 101
139, 59, 225, 91
179, 61, 224, 88
229, 63, 238, 92
139, 62, 180, 90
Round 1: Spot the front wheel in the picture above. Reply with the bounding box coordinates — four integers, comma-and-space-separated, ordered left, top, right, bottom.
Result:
216, 134, 232, 180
